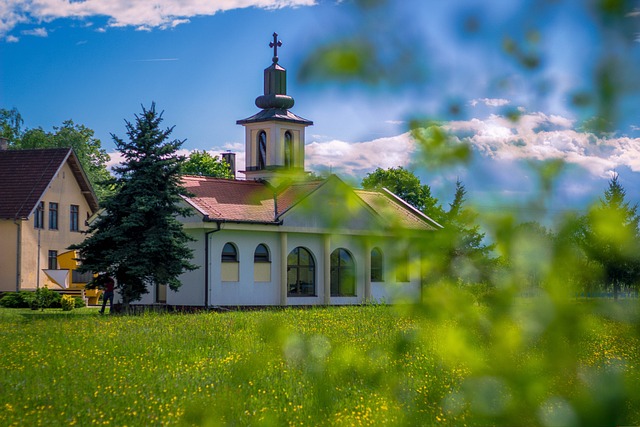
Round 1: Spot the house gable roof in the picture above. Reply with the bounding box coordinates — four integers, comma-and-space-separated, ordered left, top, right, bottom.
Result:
0, 148, 99, 220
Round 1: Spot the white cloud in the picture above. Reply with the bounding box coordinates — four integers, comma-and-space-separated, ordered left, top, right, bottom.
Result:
1, 0, 316, 37
22, 26, 47, 36
305, 133, 416, 177
6, 34, 18, 42
444, 112, 640, 178
307, 111, 640, 181
470, 98, 511, 108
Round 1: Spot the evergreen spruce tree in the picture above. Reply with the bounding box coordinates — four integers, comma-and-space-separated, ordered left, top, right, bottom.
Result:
72, 104, 196, 310
441, 179, 496, 284
582, 174, 640, 298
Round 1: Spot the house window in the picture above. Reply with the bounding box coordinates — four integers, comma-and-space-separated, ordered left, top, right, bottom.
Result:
48, 250, 58, 270
257, 131, 267, 170
254, 244, 270, 262
49, 202, 58, 230
222, 243, 238, 262
287, 247, 315, 296
330, 248, 356, 296
371, 247, 383, 282
70, 205, 79, 232
284, 131, 293, 168
254, 244, 271, 282
396, 249, 410, 283
34, 201, 44, 229
221, 242, 239, 282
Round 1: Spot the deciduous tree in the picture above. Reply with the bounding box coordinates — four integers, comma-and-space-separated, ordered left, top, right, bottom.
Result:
0, 109, 112, 201
361, 166, 444, 222
182, 150, 232, 178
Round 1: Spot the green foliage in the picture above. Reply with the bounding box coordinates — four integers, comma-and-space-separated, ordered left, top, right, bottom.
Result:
74, 296, 86, 308
60, 295, 75, 311
0, 108, 23, 141
181, 150, 233, 178
361, 166, 444, 221
0, 109, 112, 201
71, 103, 197, 309
410, 120, 471, 171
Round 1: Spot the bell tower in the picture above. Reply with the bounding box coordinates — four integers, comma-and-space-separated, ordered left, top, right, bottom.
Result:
237, 33, 313, 183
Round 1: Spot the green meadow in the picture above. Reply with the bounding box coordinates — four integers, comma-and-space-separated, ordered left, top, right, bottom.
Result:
0, 302, 639, 426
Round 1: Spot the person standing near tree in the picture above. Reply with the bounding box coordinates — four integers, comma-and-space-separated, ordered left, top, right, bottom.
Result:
99, 276, 115, 314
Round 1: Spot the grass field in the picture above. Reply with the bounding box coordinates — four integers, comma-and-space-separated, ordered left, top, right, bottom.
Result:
0, 301, 639, 426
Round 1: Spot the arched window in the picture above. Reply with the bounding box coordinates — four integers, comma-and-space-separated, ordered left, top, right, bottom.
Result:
254, 244, 270, 262
257, 131, 267, 170
221, 243, 238, 262
254, 244, 271, 282
371, 247, 383, 282
284, 131, 293, 168
221, 242, 239, 282
287, 247, 315, 296
331, 248, 356, 296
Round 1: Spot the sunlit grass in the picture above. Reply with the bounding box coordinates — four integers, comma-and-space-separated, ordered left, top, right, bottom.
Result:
0, 302, 638, 426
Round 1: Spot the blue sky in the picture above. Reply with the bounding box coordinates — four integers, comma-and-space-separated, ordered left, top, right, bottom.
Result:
2, 0, 640, 221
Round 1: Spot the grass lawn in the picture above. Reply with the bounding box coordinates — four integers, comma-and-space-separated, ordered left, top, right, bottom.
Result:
0, 301, 639, 426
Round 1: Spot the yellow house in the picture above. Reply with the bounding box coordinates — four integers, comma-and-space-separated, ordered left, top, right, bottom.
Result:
0, 147, 99, 292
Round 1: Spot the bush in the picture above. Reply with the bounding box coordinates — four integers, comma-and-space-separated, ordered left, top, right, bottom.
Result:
34, 287, 60, 311
61, 295, 75, 311
74, 296, 86, 308
0, 291, 39, 308
0, 293, 25, 308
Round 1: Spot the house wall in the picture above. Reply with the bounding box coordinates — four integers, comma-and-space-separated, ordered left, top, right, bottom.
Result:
18, 162, 94, 290
157, 224, 422, 307
0, 220, 19, 292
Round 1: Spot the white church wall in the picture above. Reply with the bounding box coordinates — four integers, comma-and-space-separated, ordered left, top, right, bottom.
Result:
167, 229, 207, 306
133, 228, 206, 306
209, 229, 281, 306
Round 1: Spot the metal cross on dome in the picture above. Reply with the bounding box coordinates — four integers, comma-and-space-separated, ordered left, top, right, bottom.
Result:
270, 32, 282, 63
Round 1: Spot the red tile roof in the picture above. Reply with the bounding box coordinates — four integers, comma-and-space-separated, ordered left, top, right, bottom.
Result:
181, 176, 277, 223
181, 174, 438, 231
0, 148, 99, 219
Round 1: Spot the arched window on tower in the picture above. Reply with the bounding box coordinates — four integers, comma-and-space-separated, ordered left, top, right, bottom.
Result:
257, 131, 267, 170
284, 131, 293, 168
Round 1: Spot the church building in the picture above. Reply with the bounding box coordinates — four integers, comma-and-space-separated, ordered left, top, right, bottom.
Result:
136, 34, 441, 307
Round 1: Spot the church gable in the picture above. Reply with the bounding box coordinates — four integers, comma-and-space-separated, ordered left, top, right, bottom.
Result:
277, 176, 391, 233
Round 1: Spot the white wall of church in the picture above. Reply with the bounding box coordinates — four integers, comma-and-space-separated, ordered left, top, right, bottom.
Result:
134, 226, 423, 307
209, 229, 281, 306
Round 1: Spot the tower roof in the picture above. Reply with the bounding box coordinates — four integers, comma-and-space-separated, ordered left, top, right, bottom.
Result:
237, 33, 312, 126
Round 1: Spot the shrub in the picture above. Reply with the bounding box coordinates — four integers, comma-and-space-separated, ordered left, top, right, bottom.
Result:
0, 293, 25, 308
61, 295, 75, 311
73, 296, 86, 308
34, 287, 59, 311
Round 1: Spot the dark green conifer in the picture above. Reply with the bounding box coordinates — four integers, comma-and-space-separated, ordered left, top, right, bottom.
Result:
72, 104, 196, 310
